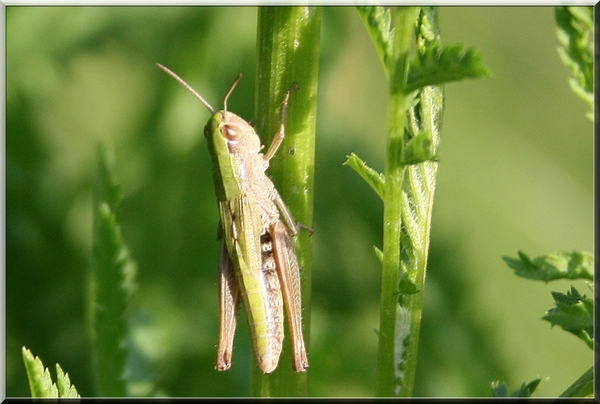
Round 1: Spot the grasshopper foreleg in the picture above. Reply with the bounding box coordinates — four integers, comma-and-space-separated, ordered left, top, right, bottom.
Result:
263, 83, 299, 162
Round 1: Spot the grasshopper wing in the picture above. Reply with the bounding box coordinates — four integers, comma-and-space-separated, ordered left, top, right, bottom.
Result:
271, 220, 308, 371
219, 196, 284, 374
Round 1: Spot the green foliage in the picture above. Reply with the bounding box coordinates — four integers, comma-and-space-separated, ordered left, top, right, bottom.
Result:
406, 43, 492, 94
349, 6, 491, 189
55, 363, 80, 398
90, 143, 138, 396
502, 250, 593, 282
355, 6, 394, 76
406, 7, 490, 94
356, 6, 491, 90
490, 9, 598, 397
554, 6, 593, 119
344, 133, 438, 191
22, 346, 80, 398
543, 286, 593, 349
501, 13, 595, 386
350, 6, 490, 397
502, 250, 593, 396
343, 153, 385, 199
491, 378, 541, 398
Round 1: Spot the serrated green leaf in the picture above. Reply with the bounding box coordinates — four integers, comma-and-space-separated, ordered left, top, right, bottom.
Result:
22, 346, 79, 398
344, 153, 385, 200
502, 250, 593, 282
355, 6, 394, 76
555, 6, 593, 118
22, 347, 59, 398
56, 363, 81, 398
405, 43, 492, 93
543, 286, 593, 349
491, 378, 541, 397
90, 143, 137, 397
415, 7, 440, 51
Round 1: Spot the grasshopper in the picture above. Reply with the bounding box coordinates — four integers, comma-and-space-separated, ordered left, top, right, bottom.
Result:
157, 64, 308, 374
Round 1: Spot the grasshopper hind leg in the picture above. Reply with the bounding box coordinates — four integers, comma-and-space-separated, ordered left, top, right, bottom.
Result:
215, 236, 240, 371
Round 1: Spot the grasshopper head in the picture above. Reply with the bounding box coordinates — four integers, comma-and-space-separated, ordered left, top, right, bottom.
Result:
203, 110, 261, 155
210, 73, 261, 155
216, 111, 261, 155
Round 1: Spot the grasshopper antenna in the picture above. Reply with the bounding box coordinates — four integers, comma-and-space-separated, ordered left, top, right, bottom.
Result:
156, 63, 215, 114
223, 74, 242, 112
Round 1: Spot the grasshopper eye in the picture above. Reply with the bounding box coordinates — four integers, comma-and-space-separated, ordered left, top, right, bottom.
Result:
222, 124, 240, 141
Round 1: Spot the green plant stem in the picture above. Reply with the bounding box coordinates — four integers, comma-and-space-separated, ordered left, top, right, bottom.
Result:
376, 6, 420, 397
355, 6, 479, 397
253, 6, 321, 397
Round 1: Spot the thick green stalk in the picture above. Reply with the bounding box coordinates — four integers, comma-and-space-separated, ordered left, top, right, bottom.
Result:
376, 7, 420, 397
253, 6, 321, 397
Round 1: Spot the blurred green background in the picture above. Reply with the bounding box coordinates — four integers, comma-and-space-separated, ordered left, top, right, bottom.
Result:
6, 6, 592, 397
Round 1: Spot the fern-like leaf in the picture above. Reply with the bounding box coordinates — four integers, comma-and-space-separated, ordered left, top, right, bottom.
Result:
343, 153, 385, 200
56, 363, 81, 398
355, 6, 394, 76
502, 250, 593, 282
22, 346, 80, 398
406, 43, 492, 94
555, 6, 593, 119
543, 286, 593, 349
